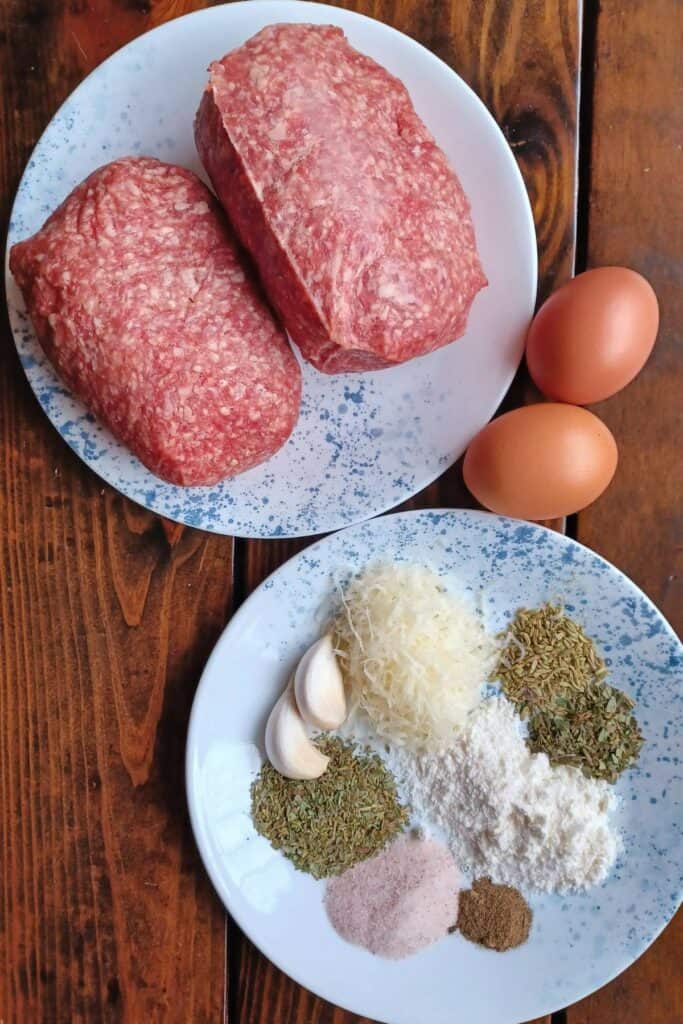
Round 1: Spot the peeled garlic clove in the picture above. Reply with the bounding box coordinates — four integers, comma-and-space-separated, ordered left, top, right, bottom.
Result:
265, 680, 329, 780
294, 634, 347, 731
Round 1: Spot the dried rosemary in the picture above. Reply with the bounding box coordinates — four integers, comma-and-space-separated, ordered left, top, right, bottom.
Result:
250, 736, 409, 878
495, 604, 643, 781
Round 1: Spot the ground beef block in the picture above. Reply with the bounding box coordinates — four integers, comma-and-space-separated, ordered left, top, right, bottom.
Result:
195, 23, 486, 374
10, 156, 301, 484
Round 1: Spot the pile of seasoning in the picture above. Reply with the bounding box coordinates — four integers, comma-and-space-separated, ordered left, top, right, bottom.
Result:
457, 877, 532, 952
325, 833, 460, 959
496, 603, 643, 782
389, 696, 619, 893
250, 736, 408, 879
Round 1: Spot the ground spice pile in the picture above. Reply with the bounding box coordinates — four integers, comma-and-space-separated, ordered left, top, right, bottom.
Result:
325, 834, 460, 959
251, 736, 408, 879
457, 877, 532, 951
496, 604, 643, 782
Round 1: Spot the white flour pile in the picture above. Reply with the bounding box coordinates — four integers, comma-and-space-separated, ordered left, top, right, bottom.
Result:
389, 696, 620, 892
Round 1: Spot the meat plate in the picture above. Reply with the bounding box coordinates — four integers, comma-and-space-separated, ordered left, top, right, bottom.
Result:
5, 1, 536, 537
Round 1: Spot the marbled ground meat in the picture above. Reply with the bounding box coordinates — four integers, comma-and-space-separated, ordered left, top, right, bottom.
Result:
195, 23, 487, 374
10, 156, 301, 484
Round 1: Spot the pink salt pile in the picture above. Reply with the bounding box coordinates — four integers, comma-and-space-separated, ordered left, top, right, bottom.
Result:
325, 833, 460, 959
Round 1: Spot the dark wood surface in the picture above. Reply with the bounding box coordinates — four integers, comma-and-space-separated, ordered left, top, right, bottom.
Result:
568, 2, 683, 1022
0, 2, 679, 1023
1, 7, 231, 1021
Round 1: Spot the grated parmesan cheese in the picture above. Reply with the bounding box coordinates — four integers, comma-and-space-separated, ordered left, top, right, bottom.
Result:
333, 564, 496, 752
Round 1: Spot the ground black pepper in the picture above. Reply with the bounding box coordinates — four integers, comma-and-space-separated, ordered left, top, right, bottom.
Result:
457, 877, 532, 951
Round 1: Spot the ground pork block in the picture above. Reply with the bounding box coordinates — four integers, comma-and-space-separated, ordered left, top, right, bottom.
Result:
10, 156, 301, 485
195, 23, 486, 374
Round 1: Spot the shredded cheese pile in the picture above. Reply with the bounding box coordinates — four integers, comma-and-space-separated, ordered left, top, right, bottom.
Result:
333, 564, 496, 752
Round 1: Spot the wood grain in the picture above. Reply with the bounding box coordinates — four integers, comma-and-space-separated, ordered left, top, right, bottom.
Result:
0, 1, 231, 1022
574, 0, 682, 623
4, 1, 677, 1023
567, 1, 683, 1020
233, 2, 579, 1022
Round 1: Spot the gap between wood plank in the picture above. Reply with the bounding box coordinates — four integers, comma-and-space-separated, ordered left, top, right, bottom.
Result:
232, 538, 250, 612
575, 0, 599, 274
565, 0, 598, 546
227, 536, 262, 1022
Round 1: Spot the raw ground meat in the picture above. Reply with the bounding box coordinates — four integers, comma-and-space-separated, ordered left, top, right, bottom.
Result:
195, 23, 487, 374
10, 156, 301, 485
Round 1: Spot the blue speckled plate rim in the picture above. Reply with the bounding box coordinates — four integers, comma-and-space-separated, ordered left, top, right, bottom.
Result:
3, 1, 538, 540
185, 507, 682, 1023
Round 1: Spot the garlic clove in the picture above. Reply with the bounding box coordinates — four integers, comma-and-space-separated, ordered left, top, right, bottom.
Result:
294, 634, 347, 731
265, 680, 330, 780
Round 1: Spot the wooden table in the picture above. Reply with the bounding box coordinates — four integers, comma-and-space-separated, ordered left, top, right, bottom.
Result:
0, 1, 680, 1021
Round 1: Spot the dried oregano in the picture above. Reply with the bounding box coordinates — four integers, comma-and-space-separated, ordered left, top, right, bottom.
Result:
250, 736, 408, 878
495, 604, 643, 781
526, 681, 644, 783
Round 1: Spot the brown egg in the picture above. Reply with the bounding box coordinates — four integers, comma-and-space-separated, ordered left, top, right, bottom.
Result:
526, 267, 659, 404
463, 404, 618, 520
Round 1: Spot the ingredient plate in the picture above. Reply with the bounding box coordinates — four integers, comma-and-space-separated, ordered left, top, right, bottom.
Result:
5, 1, 536, 537
186, 509, 682, 1024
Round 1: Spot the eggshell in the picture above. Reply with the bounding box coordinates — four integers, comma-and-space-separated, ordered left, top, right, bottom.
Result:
463, 404, 618, 520
526, 267, 658, 405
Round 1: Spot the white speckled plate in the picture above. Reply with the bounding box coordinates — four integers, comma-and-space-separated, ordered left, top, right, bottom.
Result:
5, 1, 536, 538
186, 510, 682, 1024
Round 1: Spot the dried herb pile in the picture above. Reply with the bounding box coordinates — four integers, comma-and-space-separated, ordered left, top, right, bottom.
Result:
250, 736, 409, 878
495, 604, 643, 782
